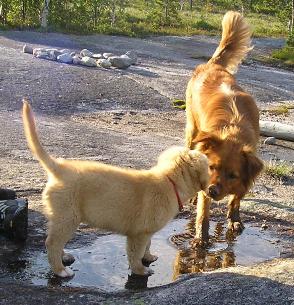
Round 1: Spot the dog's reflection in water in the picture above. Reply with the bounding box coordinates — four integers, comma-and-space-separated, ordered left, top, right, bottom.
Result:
171, 219, 237, 281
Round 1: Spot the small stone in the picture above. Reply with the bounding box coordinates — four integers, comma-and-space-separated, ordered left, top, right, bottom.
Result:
60, 49, 70, 54
70, 51, 76, 57
97, 58, 111, 69
46, 48, 62, 60
72, 55, 82, 65
23, 44, 33, 54
92, 53, 102, 59
81, 56, 97, 67
264, 137, 276, 145
34, 49, 52, 60
80, 49, 93, 57
33, 47, 45, 56
261, 223, 269, 230
125, 50, 137, 64
57, 53, 73, 64
103, 52, 114, 59
108, 56, 132, 69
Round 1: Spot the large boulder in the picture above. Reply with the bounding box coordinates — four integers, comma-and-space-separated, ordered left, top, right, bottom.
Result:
81, 56, 97, 67
125, 50, 137, 65
80, 49, 93, 57
72, 55, 83, 65
103, 52, 114, 59
108, 55, 132, 69
57, 53, 73, 64
23, 44, 33, 54
97, 59, 111, 69
92, 53, 102, 59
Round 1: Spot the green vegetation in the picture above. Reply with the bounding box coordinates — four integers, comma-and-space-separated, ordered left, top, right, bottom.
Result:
272, 47, 294, 66
172, 99, 186, 110
0, 0, 292, 38
265, 160, 294, 178
261, 104, 294, 116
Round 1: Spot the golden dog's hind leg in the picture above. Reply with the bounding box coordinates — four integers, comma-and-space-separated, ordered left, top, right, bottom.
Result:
227, 194, 244, 233
127, 234, 154, 275
46, 219, 79, 278
193, 191, 211, 246
185, 84, 198, 150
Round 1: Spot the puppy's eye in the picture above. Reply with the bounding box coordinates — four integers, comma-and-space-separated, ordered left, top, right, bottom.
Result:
228, 172, 238, 179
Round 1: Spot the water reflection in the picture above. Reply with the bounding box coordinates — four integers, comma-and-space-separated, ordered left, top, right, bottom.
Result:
0, 218, 282, 291
171, 219, 238, 280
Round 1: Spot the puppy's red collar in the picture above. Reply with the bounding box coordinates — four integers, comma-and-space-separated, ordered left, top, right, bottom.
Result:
167, 176, 184, 212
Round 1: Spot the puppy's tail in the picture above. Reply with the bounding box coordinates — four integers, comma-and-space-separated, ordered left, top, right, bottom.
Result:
208, 11, 252, 74
22, 99, 59, 176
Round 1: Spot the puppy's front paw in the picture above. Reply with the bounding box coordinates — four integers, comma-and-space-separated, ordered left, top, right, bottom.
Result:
132, 265, 154, 276
143, 267, 154, 276
56, 266, 74, 278
227, 219, 244, 233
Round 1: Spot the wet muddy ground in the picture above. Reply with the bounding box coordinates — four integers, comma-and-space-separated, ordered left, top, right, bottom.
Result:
0, 217, 287, 292
0, 30, 293, 304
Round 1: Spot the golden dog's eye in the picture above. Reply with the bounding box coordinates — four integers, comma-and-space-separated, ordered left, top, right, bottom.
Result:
209, 165, 215, 171
228, 172, 238, 179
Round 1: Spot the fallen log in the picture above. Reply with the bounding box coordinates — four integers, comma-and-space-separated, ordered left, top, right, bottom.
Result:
260, 120, 294, 142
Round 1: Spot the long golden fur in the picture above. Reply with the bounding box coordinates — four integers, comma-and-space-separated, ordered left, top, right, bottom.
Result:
185, 11, 263, 243
22, 101, 209, 277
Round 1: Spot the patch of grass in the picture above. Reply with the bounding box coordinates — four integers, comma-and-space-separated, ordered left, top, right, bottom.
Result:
272, 47, 294, 66
261, 105, 292, 116
265, 161, 294, 178
172, 99, 186, 110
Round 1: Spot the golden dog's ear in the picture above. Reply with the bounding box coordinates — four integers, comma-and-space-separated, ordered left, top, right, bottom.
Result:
242, 146, 264, 189
194, 131, 222, 152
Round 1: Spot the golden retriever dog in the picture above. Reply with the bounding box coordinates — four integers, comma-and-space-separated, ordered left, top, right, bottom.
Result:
22, 101, 209, 278
185, 11, 263, 244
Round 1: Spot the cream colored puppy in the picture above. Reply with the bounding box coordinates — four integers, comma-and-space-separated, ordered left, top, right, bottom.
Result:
22, 100, 209, 278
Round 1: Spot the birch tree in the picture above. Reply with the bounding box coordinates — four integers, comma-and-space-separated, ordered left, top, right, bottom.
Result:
40, 0, 50, 28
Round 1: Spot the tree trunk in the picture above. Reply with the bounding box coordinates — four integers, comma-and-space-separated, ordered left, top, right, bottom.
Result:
111, 1, 116, 27
190, 0, 193, 11
40, 0, 50, 28
22, 0, 26, 24
291, 0, 294, 33
179, 0, 185, 10
260, 120, 294, 142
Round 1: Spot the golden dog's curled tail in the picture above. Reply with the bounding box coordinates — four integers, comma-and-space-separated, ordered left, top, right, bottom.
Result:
208, 11, 252, 74
22, 99, 59, 176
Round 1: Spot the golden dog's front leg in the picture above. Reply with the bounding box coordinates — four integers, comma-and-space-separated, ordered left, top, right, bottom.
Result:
127, 234, 155, 275
193, 191, 211, 246
227, 194, 244, 233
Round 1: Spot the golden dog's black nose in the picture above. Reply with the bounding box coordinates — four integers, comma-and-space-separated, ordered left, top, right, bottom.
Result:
208, 184, 220, 198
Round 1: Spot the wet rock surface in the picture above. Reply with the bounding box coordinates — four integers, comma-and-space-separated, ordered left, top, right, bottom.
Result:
0, 30, 293, 304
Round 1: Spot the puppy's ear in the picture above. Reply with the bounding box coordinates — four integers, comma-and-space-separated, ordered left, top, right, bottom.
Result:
193, 131, 222, 153
242, 146, 264, 189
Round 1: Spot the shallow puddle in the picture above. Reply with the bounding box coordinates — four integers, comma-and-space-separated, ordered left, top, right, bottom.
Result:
0, 219, 283, 291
